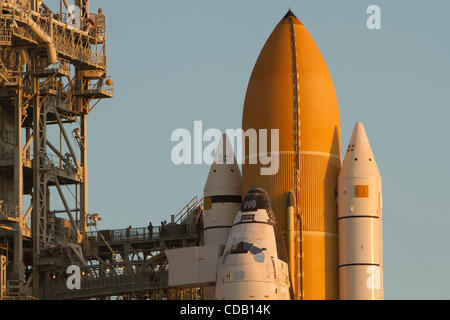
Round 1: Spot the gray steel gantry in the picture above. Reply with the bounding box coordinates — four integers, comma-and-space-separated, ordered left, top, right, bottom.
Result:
0, 0, 113, 299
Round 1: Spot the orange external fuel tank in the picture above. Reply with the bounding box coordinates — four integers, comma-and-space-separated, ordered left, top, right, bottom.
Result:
242, 10, 341, 300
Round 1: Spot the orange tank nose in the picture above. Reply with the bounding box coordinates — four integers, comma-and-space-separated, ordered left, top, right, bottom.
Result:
242, 10, 341, 300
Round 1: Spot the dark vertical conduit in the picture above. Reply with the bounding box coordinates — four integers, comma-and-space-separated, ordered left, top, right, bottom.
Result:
289, 16, 303, 300
289, 17, 300, 195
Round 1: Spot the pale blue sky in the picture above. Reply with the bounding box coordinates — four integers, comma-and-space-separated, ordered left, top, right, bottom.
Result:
50, 0, 450, 299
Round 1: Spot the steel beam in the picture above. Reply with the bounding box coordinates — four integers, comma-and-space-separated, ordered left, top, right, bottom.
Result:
54, 179, 81, 242
54, 111, 81, 172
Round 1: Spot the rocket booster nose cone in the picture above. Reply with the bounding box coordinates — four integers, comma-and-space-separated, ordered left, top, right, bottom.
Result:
204, 134, 242, 197
285, 191, 296, 208
214, 133, 232, 164
348, 122, 370, 153
352, 122, 367, 141
283, 9, 297, 19
340, 122, 380, 178
280, 9, 303, 25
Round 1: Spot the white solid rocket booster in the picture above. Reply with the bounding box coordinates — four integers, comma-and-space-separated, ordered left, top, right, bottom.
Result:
203, 134, 242, 299
215, 187, 291, 300
203, 134, 242, 247
338, 122, 383, 300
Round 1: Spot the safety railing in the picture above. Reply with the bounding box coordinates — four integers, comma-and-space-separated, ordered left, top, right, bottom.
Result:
27, 150, 77, 174
0, 204, 19, 221
88, 226, 162, 243
90, 77, 113, 94
0, 29, 12, 45
87, 222, 197, 245
53, 270, 169, 299
73, 77, 114, 97
174, 197, 203, 224
0, 6, 106, 68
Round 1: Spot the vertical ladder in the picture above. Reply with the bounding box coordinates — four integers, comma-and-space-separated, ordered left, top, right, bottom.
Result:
0, 255, 6, 299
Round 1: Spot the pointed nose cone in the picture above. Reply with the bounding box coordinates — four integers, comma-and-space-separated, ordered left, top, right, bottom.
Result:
204, 134, 242, 197
242, 9, 341, 300
280, 9, 303, 25
340, 122, 380, 178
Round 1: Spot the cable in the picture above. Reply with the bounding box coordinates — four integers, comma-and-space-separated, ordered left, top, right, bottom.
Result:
234, 0, 265, 41
64, 184, 79, 206
384, 208, 449, 299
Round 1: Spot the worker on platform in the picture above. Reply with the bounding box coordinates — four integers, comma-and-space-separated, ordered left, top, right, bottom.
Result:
96, 73, 107, 90
148, 222, 153, 239
126, 225, 132, 240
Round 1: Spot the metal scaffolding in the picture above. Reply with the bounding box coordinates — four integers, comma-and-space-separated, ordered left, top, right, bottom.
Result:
0, 0, 204, 300
0, 0, 113, 299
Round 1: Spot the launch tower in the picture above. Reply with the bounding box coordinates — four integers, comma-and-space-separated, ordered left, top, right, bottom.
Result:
0, 0, 113, 299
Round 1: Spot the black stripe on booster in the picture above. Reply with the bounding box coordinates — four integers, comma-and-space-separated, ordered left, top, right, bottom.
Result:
203, 225, 232, 231
210, 195, 242, 204
339, 263, 380, 268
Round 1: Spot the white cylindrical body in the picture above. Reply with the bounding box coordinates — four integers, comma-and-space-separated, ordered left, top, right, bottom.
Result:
203, 134, 242, 247
215, 188, 290, 300
203, 199, 242, 247
203, 134, 242, 299
338, 122, 383, 300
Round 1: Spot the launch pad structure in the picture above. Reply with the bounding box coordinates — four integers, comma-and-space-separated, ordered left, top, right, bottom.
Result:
0, 0, 202, 300
0, 2, 384, 301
